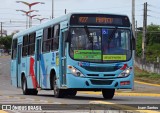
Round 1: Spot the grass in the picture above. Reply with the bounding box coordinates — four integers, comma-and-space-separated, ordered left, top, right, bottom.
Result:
134, 66, 160, 84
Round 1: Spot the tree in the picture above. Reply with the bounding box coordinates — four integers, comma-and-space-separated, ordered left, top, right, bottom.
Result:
136, 32, 142, 57
136, 24, 160, 62
146, 24, 160, 45
0, 35, 12, 53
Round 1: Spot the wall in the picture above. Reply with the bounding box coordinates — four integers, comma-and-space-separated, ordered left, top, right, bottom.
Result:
135, 57, 160, 74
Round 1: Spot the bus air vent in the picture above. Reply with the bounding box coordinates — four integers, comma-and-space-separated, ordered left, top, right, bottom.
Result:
82, 66, 120, 72
104, 74, 115, 76
87, 74, 99, 76
90, 80, 113, 85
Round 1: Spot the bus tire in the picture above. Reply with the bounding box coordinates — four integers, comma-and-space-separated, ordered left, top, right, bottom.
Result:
22, 77, 30, 95
53, 76, 64, 98
67, 89, 77, 96
30, 89, 38, 95
22, 77, 38, 95
102, 89, 115, 99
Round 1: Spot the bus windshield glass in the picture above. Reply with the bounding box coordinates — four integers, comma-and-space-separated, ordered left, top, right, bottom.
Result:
69, 27, 131, 63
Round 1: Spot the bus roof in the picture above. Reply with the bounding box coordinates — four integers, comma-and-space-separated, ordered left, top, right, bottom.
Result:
13, 12, 129, 39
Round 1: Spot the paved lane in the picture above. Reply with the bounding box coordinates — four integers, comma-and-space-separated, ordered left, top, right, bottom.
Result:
0, 56, 160, 113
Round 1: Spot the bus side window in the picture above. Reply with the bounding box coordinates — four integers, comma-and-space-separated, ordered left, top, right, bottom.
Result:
28, 32, 36, 56
11, 39, 17, 59
43, 27, 52, 52
22, 35, 28, 57
51, 24, 59, 51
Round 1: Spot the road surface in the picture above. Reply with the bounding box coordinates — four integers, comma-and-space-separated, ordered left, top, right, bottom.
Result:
0, 56, 160, 113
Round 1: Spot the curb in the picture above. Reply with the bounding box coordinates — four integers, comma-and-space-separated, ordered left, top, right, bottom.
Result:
78, 91, 160, 97
0, 110, 8, 113
135, 81, 160, 87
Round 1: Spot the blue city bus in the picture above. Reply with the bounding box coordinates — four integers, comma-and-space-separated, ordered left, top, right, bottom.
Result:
11, 13, 135, 99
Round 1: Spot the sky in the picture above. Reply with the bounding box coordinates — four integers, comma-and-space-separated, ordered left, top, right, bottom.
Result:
0, 0, 160, 35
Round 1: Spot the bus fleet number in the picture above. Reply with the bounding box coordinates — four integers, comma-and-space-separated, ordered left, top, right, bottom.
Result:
79, 17, 88, 23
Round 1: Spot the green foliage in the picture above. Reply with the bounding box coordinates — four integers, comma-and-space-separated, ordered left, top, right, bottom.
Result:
136, 32, 142, 57
136, 24, 160, 62
0, 35, 12, 52
146, 44, 160, 62
146, 24, 160, 45
135, 70, 160, 78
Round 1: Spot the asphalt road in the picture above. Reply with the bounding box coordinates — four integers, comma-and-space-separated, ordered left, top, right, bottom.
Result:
0, 56, 160, 113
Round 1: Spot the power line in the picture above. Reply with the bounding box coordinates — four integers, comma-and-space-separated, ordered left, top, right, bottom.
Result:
148, 10, 160, 14
148, 16, 160, 19
148, 4, 160, 9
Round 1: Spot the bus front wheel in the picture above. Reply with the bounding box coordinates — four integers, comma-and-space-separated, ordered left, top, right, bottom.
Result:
53, 76, 64, 98
102, 89, 115, 99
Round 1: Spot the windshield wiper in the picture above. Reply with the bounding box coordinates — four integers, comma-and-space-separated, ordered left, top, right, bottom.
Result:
84, 26, 93, 50
107, 27, 118, 49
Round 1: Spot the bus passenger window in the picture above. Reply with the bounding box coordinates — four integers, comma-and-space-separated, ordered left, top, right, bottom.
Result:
28, 33, 35, 55
51, 24, 59, 51
43, 40, 51, 52
22, 35, 28, 57
43, 27, 52, 52
11, 39, 17, 59
22, 46, 28, 57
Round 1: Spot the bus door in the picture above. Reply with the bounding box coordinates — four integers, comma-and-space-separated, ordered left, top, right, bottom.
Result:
35, 38, 41, 87
59, 29, 68, 86
17, 44, 22, 87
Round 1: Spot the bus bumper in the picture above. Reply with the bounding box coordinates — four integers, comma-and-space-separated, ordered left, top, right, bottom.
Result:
66, 74, 133, 89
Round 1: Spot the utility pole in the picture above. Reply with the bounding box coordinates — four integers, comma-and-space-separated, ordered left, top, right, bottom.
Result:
52, 0, 54, 18
132, 0, 136, 38
65, 9, 67, 14
1, 22, 2, 37
135, 20, 137, 41
142, 2, 147, 64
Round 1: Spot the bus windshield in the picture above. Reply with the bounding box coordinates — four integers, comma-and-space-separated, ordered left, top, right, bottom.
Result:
69, 27, 131, 63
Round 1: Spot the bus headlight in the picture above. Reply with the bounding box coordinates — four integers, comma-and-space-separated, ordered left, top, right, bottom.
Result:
118, 67, 132, 78
68, 65, 84, 77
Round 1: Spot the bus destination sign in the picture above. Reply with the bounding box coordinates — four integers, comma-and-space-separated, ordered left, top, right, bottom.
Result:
79, 17, 116, 24
70, 14, 130, 27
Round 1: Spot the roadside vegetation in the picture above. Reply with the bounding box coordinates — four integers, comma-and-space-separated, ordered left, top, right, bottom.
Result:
134, 66, 160, 84
136, 24, 160, 62
135, 23, 160, 84
0, 35, 12, 54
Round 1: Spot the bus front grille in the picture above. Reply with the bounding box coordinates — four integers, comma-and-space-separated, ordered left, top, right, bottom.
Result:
87, 74, 99, 76
90, 80, 113, 85
104, 74, 115, 76
82, 66, 120, 72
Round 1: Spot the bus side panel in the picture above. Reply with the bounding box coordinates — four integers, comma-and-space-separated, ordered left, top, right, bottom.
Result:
40, 52, 53, 89
49, 52, 59, 88
26, 56, 36, 89
17, 43, 22, 88
11, 59, 17, 87
21, 57, 28, 87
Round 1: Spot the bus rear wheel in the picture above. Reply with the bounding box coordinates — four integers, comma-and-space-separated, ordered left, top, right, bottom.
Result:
53, 76, 64, 98
102, 89, 115, 99
22, 77, 38, 95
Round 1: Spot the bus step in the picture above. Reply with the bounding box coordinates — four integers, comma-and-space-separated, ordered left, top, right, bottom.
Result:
61, 85, 67, 89
37, 88, 41, 91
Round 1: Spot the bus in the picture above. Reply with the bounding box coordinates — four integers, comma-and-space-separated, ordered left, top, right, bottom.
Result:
11, 13, 135, 99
